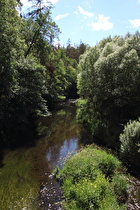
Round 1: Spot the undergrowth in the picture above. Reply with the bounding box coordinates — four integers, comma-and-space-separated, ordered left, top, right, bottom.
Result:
56, 145, 129, 210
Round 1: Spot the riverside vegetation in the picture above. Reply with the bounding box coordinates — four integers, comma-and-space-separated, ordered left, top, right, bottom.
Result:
55, 145, 128, 210
57, 33, 140, 209
0, 0, 140, 209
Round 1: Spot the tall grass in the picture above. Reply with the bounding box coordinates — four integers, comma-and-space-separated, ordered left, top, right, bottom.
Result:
58, 145, 128, 210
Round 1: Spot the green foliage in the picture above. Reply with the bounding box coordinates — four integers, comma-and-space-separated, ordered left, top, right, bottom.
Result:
61, 146, 121, 180
97, 152, 121, 177
16, 56, 48, 116
77, 32, 140, 150
120, 119, 140, 166
99, 193, 126, 210
23, 7, 60, 57
65, 39, 87, 62
73, 174, 107, 209
0, 0, 80, 146
111, 175, 128, 204
44, 48, 78, 100
53, 165, 61, 180
60, 146, 128, 210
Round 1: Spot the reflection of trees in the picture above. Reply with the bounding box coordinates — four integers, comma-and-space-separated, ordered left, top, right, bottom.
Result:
44, 105, 80, 170
31, 105, 80, 183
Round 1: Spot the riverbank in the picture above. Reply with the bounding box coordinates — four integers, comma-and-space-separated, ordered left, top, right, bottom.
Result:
57, 145, 140, 210
0, 104, 81, 209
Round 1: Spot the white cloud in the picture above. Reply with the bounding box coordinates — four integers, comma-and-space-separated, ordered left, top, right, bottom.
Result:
129, 19, 140, 28
49, 0, 59, 4
55, 14, 69, 21
89, 15, 113, 31
138, 0, 140, 3
78, 6, 94, 17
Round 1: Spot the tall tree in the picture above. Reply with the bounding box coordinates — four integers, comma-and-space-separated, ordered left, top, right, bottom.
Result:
22, 0, 60, 57
77, 33, 140, 149
0, 0, 50, 146
0, 0, 24, 145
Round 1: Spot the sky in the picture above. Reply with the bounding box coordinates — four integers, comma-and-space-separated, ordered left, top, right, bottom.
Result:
21, 0, 140, 47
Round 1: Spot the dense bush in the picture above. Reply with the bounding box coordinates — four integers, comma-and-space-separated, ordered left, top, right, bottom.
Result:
59, 146, 128, 210
77, 32, 140, 150
120, 119, 140, 167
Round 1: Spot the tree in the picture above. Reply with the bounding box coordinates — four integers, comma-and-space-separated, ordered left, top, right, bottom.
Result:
44, 48, 78, 101
23, 8, 60, 57
0, 0, 80, 146
120, 119, 140, 167
66, 40, 87, 62
0, 0, 49, 146
77, 33, 140, 149
0, 0, 23, 143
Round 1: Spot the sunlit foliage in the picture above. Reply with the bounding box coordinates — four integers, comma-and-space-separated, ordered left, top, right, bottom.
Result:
59, 146, 128, 210
77, 32, 140, 150
120, 119, 140, 166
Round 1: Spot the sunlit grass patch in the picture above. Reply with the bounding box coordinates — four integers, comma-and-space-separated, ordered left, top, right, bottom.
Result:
0, 149, 39, 209
59, 145, 128, 209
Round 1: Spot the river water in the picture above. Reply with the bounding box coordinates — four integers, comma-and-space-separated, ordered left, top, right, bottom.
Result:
1, 103, 81, 210
35, 103, 81, 209
0, 103, 81, 209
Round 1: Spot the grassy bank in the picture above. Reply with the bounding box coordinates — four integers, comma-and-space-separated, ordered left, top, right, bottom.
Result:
58, 145, 129, 210
0, 148, 39, 209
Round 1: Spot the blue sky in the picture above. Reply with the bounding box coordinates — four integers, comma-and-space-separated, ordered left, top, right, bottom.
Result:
21, 0, 140, 46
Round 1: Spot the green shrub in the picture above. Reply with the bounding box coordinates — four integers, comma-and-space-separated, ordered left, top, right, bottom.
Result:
62, 200, 79, 210
74, 173, 108, 209
61, 146, 121, 181
111, 175, 128, 204
63, 178, 76, 199
60, 148, 99, 183
60, 146, 128, 210
99, 192, 126, 210
95, 150, 121, 177
120, 119, 140, 167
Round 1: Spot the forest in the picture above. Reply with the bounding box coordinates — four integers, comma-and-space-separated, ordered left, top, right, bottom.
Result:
0, 0, 86, 147
77, 32, 140, 168
0, 0, 140, 209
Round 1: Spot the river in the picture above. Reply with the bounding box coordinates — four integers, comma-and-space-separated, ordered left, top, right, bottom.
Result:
0, 103, 81, 209
0, 103, 139, 209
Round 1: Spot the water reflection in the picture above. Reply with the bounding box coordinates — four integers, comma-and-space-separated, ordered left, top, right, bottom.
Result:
34, 104, 81, 209
46, 137, 79, 169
